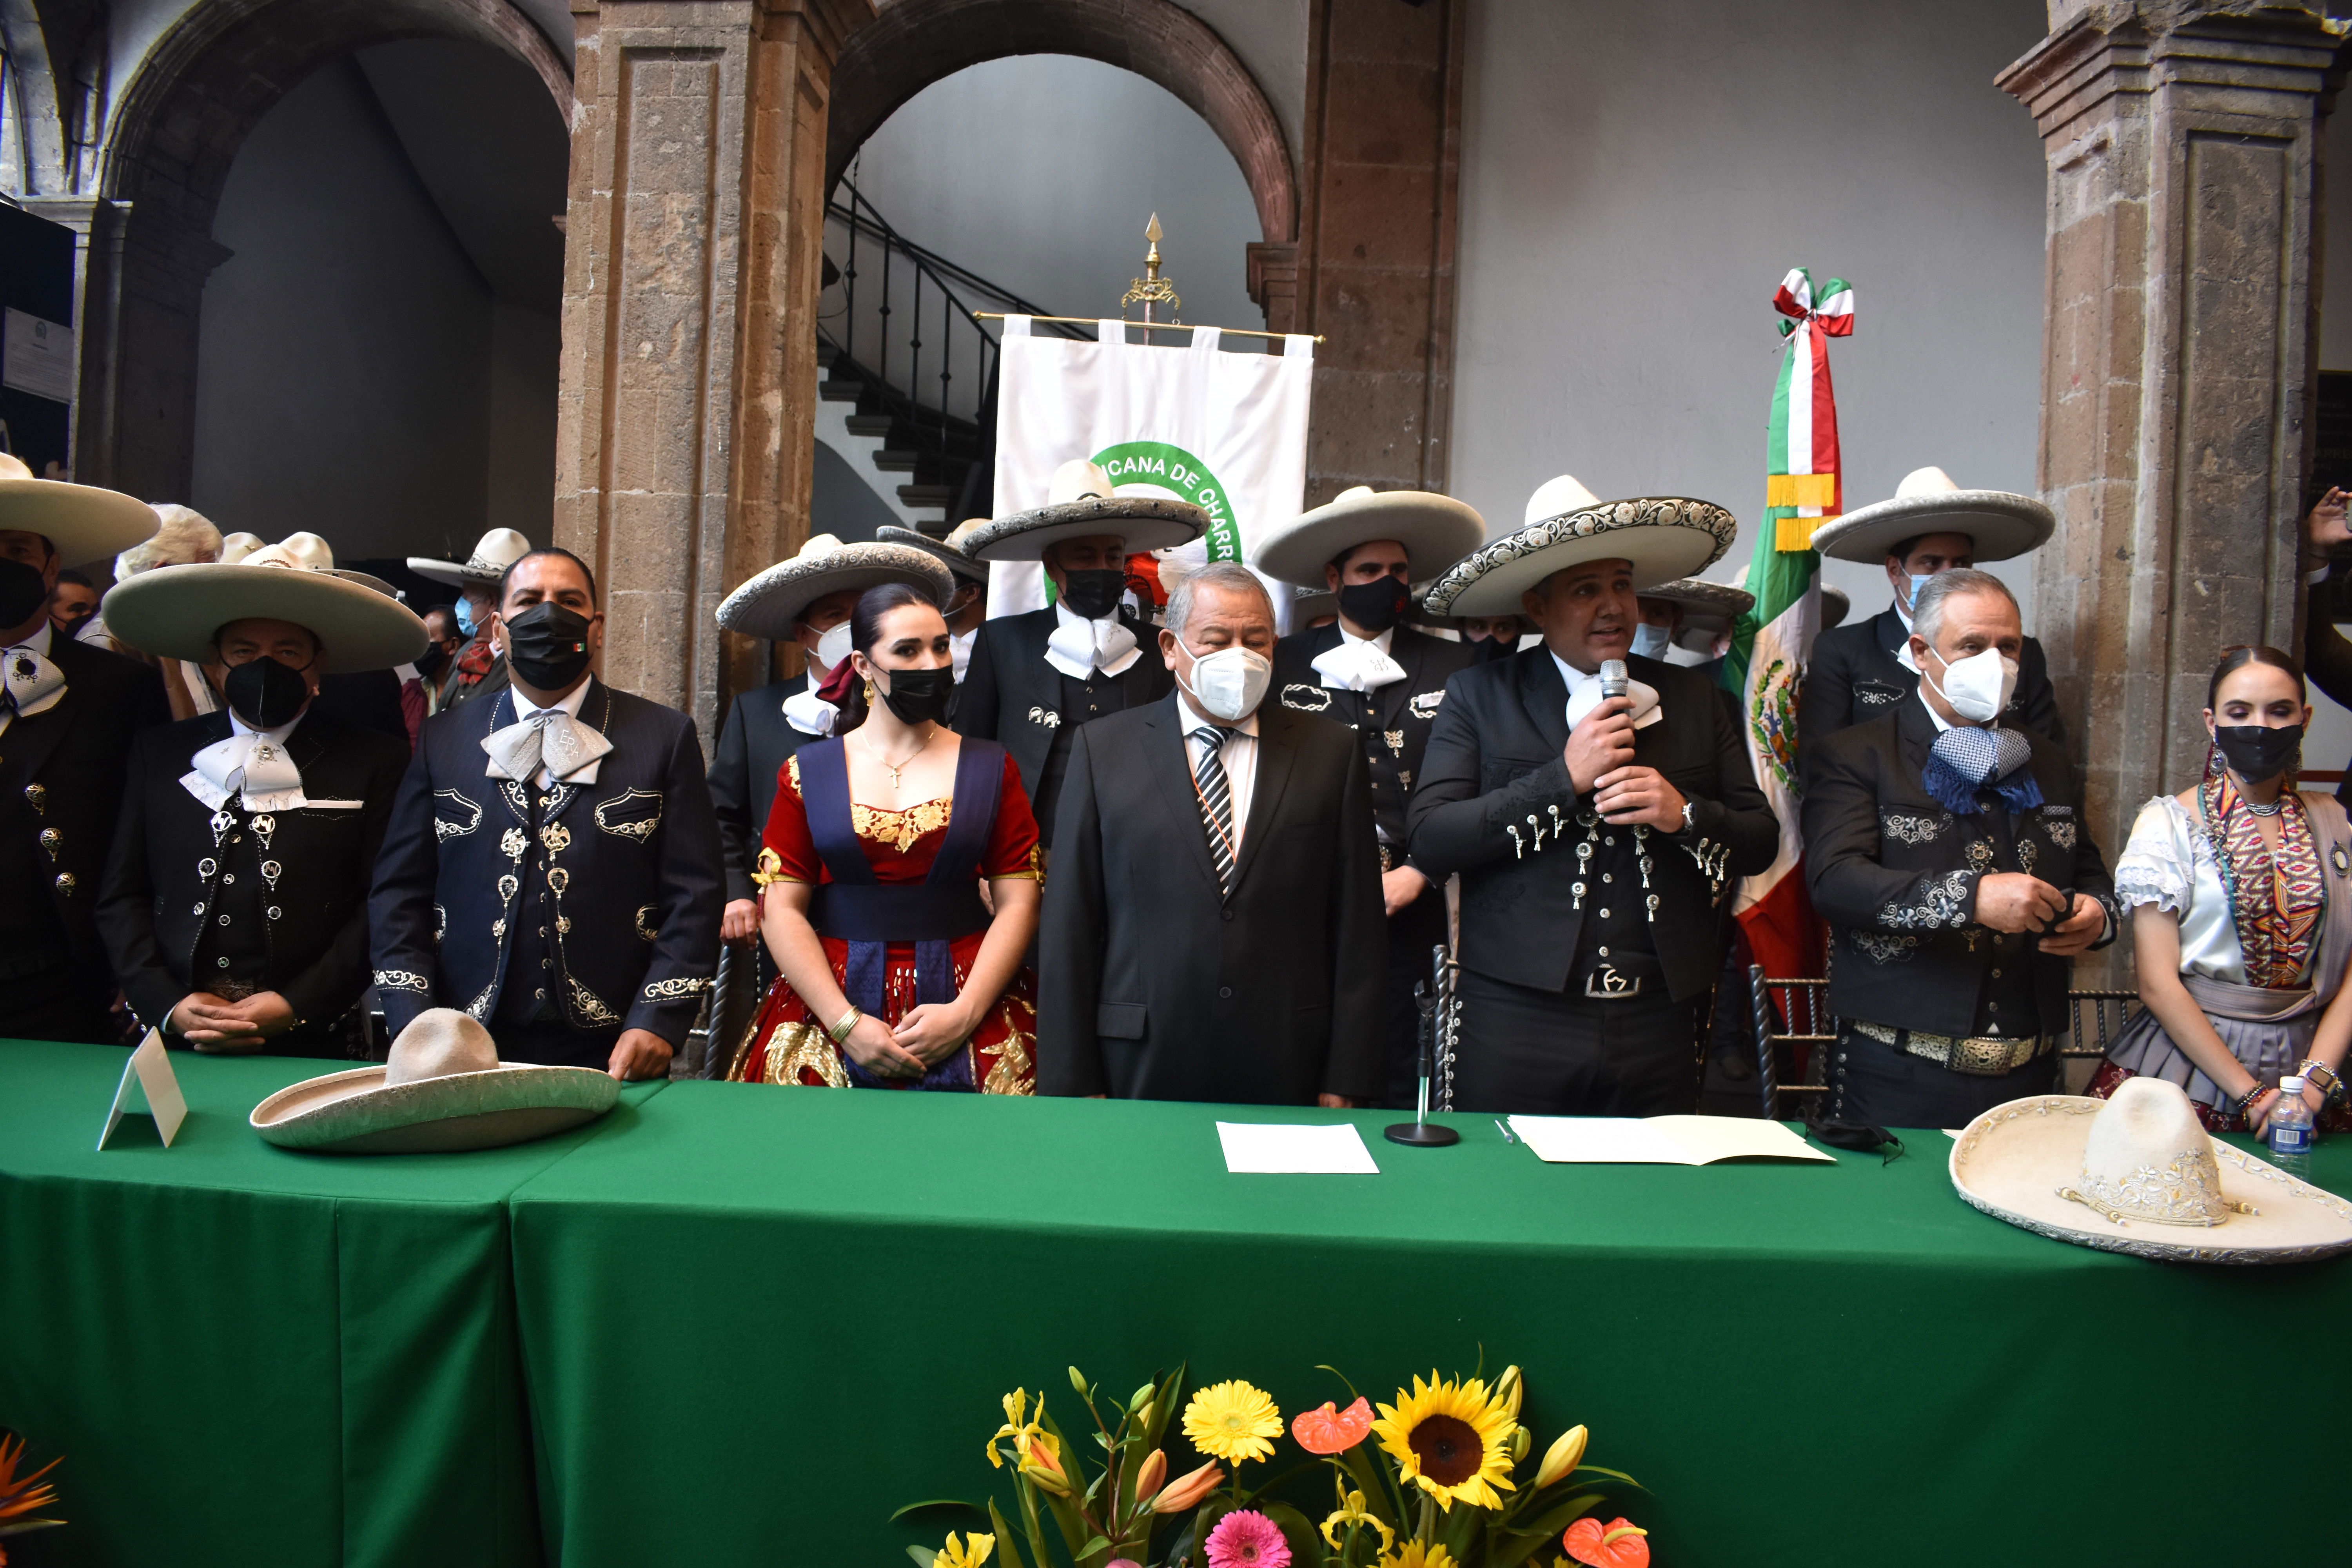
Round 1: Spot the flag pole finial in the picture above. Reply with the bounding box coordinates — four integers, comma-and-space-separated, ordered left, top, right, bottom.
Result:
1123, 214, 1181, 325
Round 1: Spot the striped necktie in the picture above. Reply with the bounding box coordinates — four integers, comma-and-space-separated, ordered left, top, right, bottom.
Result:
1190, 724, 1237, 897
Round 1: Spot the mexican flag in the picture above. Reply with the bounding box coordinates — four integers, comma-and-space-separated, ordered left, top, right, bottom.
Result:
1720, 269, 1853, 983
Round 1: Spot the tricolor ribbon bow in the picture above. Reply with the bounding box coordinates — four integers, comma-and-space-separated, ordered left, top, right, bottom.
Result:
1766, 267, 1855, 550
1773, 268, 1854, 338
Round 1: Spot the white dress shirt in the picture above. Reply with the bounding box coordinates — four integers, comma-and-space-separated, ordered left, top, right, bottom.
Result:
1183, 702, 1261, 854
509, 679, 592, 788
950, 627, 977, 684
1551, 650, 1663, 731
0, 618, 56, 737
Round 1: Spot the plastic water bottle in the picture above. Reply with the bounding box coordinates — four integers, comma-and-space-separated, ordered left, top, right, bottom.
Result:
2268, 1076, 2315, 1179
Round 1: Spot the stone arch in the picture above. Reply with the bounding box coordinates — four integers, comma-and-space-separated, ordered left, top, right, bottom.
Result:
824, 0, 1295, 250
69, 0, 570, 499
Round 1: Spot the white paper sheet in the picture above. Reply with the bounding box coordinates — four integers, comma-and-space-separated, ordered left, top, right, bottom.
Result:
1506, 1114, 1831, 1165
98, 1031, 188, 1151
1216, 1121, 1381, 1174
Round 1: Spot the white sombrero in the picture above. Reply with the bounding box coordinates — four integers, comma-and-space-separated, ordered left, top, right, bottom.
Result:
252, 1009, 619, 1155
960, 459, 1206, 563
1421, 474, 1737, 617
219, 531, 265, 565
102, 537, 429, 673
715, 533, 953, 640
875, 520, 990, 586
1251, 486, 1487, 590
0, 451, 159, 564
1637, 577, 1754, 653
1811, 466, 2054, 564
1950, 1078, 2352, 1264
407, 527, 535, 587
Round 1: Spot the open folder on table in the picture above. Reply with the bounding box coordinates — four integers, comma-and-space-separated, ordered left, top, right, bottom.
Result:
1506, 1115, 1833, 1165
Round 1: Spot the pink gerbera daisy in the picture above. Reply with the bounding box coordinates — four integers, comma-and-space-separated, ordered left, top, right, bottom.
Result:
1203, 1508, 1292, 1568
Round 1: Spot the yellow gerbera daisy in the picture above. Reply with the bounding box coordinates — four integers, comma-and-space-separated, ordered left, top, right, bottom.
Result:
1181, 1379, 1283, 1465
1376, 1543, 1457, 1568
1371, 1372, 1518, 1511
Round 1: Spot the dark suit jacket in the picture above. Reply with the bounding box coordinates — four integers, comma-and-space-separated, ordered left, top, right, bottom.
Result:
1270, 622, 1471, 866
954, 606, 1172, 810
0, 635, 170, 982
1804, 697, 2116, 1039
1406, 647, 1779, 999
1037, 693, 1387, 1103
2301, 578, 2352, 802
1799, 607, 2064, 768
707, 674, 815, 902
438, 644, 510, 710
311, 669, 411, 750
98, 710, 408, 1033
368, 678, 725, 1043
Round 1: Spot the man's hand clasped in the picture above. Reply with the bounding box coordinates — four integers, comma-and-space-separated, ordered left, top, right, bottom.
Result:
1974, 872, 2103, 955
1564, 695, 1687, 831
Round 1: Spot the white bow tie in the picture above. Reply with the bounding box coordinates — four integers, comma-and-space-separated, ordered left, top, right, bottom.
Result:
484, 706, 612, 785
1044, 606, 1140, 681
185, 728, 307, 811
1311, 637, 1407, 693
781, 688, 839, 737
1564, 675, 1665, 732
0, 644, 65, 733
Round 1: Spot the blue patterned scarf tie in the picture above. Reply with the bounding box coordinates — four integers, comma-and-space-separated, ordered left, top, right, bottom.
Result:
1923, 725, 2043, 817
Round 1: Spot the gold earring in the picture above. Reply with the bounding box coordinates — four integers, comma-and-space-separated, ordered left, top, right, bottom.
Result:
863, 680, 876, 704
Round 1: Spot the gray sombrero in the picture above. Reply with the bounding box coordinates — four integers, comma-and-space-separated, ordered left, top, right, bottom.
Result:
1637, 577, 1755, 654
1421, 474, 1738, 618
1251, 486, 1487, 590
0, 451, 159, 564
716, 533, 953, 640
1811, 466, 2054, 564
1820, 584, 1851, 629
876, 520, 989, 585
960, 459, 1206, 563
102, 540, 430, 673
408, 527, 534, 588
252, 1009, 619, 1155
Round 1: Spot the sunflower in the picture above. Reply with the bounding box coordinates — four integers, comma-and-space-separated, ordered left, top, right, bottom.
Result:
1375, 1544, 1456, 1568
1371, 1372, 1518, 1511
1182, 1380, 1284, 1465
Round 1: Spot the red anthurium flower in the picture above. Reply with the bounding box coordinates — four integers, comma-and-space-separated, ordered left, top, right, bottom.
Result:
1564, 1516, 1650, 1568
1290, 1397, 1374, 1455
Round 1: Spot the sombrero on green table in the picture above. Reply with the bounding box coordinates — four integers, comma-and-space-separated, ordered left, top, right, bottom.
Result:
1421, 473, 1738, 617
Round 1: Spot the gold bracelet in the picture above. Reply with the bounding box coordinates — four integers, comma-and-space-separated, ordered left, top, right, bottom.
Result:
826, 1005, 863, 1044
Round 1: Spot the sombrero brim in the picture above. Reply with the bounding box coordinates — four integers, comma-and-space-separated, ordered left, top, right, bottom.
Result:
102, 562, 430, 673
1949, 1095, 2352, 1263
1639, 579, 1753, 653
250, 1062, 619, 1154
874, 525, 988, 584
962, 497, 1205, 562
1820, 585, 1851, 629
0, 476, 160, 564
405, 557, 506, 587
1422, 498, 1737, 617
1811, 490, 2053, 564
715, 543, 953, 640
1251, 490, 1487, 589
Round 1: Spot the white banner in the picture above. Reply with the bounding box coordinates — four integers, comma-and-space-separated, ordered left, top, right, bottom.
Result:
988, 317, 1314, 616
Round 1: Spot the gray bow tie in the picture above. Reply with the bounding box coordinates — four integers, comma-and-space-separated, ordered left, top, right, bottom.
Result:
483, 707, 611, 784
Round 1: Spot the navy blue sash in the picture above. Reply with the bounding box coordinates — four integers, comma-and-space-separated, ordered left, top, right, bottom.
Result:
799, 736, 1003, 1090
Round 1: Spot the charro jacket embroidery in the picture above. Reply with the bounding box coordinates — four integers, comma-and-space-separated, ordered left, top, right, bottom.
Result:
1280, 683, 1332, 713
373, 969, 430, 993
1849, 931, 1918, 965
594, 788, 664, 841
432, 789, 483, 842
1409, 690, 1444, 719
1025, 706, 1061, 728
641, 976, 711, 1000
1882, 869, 1975, 930
1880, 809, 1944, 846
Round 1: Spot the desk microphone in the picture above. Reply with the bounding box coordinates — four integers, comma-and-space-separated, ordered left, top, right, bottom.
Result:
1600, 659, 1629, 701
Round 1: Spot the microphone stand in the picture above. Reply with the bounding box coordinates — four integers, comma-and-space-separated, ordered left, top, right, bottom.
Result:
1386, 946, 1459, 1147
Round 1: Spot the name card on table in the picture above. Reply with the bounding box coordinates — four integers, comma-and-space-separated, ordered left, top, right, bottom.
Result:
98, 1031, 188, 1151
1217, 1122, 1381, 1174
1506, 1115, 1832, 1166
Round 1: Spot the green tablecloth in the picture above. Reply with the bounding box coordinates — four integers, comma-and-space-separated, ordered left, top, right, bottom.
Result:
0, 1040, 663, 1568
507, 1085, 2352, 1567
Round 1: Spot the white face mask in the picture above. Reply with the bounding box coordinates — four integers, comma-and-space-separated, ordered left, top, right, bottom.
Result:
1629, 623, 1673, 661
1177, 644, 1272, 723
1924, 644, 2018, 724
811, 621, 853, 673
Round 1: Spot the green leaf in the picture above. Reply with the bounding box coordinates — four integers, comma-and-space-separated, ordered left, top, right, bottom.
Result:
987, 1499, 1031, 1568
1259, 1500, 1324, 1568
1076, 1535, 1111, 1562
906, 1549, 938, 1568
1236, 1458, 1319, 1506
1339, 1444, 1399, 1526
891, 1500, 988, 1523
1518, 1493, 1607, 1537
1570, 1465, 1644, 1489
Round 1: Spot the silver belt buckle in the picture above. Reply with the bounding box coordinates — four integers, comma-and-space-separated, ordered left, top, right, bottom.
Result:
1583, 963, 1642, 1000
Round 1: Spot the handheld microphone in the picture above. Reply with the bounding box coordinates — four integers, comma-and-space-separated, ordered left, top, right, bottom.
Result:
1600, 659, 1629, 701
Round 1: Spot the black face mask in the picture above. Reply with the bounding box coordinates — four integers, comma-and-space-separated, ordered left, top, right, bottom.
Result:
1057, 569, 1127, 621
0, 556, 49, 630
415, 642, 453, 683
2214, 723, 2303, 783
223, 654, 313, 729
503, 602, 595, 690
1338, 577, 1410, 634
875, 665, 955, 726
1467, 632, 1517, 664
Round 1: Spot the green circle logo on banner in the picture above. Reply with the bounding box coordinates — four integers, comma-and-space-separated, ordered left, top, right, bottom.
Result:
1089, 441, 1240, 561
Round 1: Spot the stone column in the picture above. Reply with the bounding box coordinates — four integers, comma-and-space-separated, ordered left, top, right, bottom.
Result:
555, 0, 873, 749
1998, 4, 2343, 858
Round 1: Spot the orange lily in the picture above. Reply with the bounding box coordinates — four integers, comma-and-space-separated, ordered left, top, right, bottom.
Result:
1019, 1437, 1072, 1497
1563, 1516, 1649, 1568
1290, 1396, 1374, 1455
1132, 1449, 1168, 1501
1150, 1458, 1225, 1513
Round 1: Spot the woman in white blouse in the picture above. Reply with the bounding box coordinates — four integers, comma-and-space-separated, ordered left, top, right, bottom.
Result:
2100, 646, 2352, 1134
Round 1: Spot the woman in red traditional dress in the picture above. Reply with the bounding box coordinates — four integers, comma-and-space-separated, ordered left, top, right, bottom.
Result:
728, 583, 1042, 1091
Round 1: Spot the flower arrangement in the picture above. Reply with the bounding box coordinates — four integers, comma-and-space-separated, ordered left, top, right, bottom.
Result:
900, 1362, 1642, 1568
0, 1433, 64, 1567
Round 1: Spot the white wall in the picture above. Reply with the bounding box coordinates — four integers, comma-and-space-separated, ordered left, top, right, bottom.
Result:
1452, 0, 2053, 630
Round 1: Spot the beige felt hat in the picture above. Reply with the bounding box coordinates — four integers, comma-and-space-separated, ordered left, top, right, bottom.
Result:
219, 531, 265, 565
1421, 474, 1737, 617
250, 1009, 620, 1154
1811, 466, 2054, 564
1250, 486, 1487, 590
1949, 1078, 2352, 1264
407, 527, 535, 587
102, 537, 429, 673
0, 451, 160, 564
1637, 577, 1755, 653
715, 532, 953, 640
960, 459, 1206, 563
875, 520, 990, 585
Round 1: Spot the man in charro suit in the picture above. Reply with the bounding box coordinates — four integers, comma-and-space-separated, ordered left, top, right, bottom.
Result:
369, 547, 724, 1078
1256, 485, 1485, 1106
0, 454, 168, 1042
953, 459, 1203, 842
